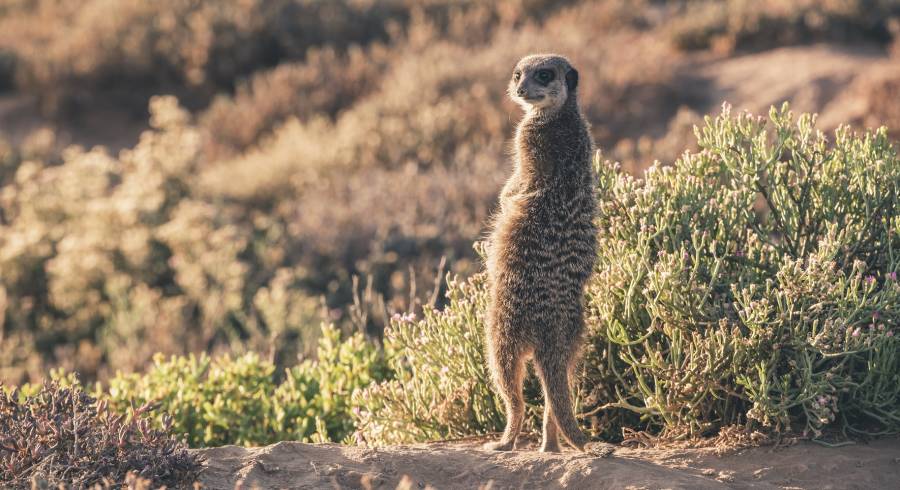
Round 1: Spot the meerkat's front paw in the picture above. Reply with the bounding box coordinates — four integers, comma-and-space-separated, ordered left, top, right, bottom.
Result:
483, 440, 516, 451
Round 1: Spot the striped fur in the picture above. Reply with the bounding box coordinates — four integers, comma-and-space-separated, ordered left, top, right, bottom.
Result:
484, 54, 597, 453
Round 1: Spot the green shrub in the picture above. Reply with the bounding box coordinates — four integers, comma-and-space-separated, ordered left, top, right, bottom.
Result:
586, 104, 900, 440
102, 323, 385, 447
353, 270, 506, 444
356, 105, 900, 444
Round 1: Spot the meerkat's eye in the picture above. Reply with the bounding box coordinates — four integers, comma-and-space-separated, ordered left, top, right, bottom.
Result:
513, 71, 521, 81
534, 69, 555, 85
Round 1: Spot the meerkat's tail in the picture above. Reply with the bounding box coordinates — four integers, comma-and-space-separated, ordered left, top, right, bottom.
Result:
536, 355, 588, 451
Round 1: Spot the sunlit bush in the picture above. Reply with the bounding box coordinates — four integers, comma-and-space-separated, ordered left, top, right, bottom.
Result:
356, 106, 900, 444
0, 96, 325, 383
353, 271, 505, 445
200, 45, 393, 160
7, 324, 384, 448
585, 104, 900, 440
101, 323, 386, 447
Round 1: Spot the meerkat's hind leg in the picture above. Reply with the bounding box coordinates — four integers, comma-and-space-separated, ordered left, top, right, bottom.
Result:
534, 351, 588, 451
483, 344, 526, 451
539, 402, 561, 453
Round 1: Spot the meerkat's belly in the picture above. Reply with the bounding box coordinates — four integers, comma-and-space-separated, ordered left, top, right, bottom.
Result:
488, 202, 591, 332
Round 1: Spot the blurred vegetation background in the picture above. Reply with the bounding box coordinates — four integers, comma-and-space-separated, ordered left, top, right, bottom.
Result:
2, 0, 900, 386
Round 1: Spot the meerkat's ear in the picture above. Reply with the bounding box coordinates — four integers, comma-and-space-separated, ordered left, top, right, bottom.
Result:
565, 67, 578, 92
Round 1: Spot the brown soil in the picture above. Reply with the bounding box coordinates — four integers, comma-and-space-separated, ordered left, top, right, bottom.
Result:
196, 437, 900, 489
682, 44, 896, 132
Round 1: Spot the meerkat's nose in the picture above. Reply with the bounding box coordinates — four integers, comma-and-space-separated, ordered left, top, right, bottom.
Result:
516, 87, 527, 97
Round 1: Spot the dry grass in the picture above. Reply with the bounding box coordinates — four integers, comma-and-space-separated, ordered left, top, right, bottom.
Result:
0, 382, 200, 488
668, 0, 899, 54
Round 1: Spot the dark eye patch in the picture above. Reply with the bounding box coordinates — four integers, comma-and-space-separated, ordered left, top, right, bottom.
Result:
513, 71, 522, 81
534, 69, 555, 85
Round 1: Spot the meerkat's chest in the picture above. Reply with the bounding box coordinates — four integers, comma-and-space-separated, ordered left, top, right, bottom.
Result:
494, 191, 585, 252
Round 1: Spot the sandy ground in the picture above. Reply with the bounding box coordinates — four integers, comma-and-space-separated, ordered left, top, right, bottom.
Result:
684, 44, 897, 132
195, 436, 900, 489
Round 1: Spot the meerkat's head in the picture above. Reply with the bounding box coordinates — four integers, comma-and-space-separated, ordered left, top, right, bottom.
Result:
508, 54, 578, 114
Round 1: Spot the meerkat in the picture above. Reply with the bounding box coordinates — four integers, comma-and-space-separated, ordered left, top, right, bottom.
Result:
484, 54, 597, 453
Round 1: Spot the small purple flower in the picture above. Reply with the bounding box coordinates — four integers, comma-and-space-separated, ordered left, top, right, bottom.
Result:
851, 327, 861, 338
887, 331, 895, 337
735, 249, 744, 258
865, 275, 876, 285
889, 272, 898, 281
873, 311, 881, 320
391, 313, 402, 322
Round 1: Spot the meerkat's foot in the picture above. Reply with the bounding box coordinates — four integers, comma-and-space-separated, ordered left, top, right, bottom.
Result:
539, 442, 561, 453
569, 442, 587, 452
483, 439, 516, 451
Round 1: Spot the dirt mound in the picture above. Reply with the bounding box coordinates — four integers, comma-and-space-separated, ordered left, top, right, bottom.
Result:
681, 44, 896, 131
196, 437, 900, 489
